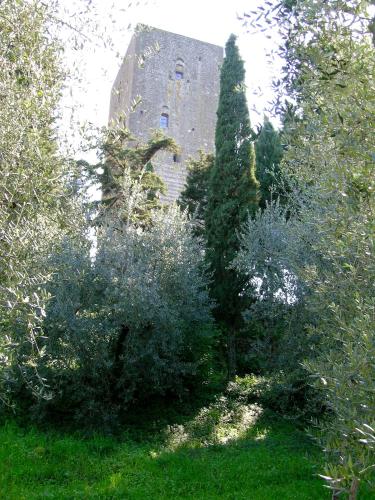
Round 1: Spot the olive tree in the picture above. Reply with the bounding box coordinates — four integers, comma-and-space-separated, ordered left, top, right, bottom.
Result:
240, 1, 375, 497
35, 163, 215, 425
0, 0, 86, 406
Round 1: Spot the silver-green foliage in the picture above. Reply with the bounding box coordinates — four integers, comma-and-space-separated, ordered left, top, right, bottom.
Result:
233, 197, 322, 415
0, 0, 85, 405
40, 169, 214, 424
240, 0, 374, 496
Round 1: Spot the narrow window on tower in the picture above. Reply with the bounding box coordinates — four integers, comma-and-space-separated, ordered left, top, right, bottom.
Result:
160, 113, 169, 128
175, 59, 184, 80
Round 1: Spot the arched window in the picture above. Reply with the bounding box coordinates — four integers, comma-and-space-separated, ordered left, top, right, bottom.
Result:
175, 58, 184, 80
160, 113, 169, 128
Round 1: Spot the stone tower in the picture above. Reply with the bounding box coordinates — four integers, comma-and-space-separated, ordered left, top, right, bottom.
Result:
109, 26, 223, 202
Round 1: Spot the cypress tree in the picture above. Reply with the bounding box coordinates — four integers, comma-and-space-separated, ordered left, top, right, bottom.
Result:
178, 151, 214, 237
255, 116, 283, 209
205, 34, 259, 377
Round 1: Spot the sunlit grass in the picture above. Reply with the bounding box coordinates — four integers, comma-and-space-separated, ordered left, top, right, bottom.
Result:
2, 388, 374, 500
0, 398, 335, 500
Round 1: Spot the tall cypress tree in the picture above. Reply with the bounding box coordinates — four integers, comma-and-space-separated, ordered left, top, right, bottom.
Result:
205, 34, 259, 377
255, 116, 283, 209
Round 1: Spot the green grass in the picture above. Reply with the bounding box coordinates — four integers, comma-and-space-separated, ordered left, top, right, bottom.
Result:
0, 399, 333, 500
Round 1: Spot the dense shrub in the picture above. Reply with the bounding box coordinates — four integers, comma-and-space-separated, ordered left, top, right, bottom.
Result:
31, 177, 215, 426
233, 201, 323, 417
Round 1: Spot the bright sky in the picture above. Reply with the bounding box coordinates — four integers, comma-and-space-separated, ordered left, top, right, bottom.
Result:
62, 0, 282, 152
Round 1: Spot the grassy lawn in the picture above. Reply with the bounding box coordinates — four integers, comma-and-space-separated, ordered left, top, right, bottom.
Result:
0, 398, 333, 500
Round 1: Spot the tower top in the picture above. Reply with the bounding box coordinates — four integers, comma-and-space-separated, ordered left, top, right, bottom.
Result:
109, 24, 223, 202
133, 24, 223, 51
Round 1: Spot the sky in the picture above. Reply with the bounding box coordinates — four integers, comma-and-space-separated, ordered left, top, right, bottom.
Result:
61, 0, 282, 153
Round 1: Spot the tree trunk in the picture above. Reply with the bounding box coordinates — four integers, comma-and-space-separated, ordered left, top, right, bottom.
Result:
227, 328, 237, 380
111, 325, 130, 403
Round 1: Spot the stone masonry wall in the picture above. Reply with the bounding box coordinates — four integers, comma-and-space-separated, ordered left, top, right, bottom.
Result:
109, 26, 223, 202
